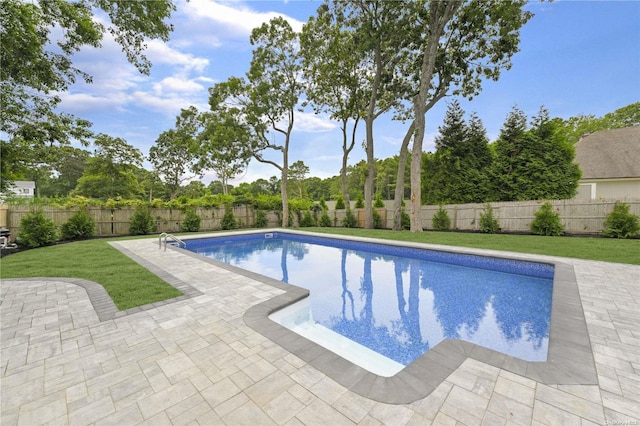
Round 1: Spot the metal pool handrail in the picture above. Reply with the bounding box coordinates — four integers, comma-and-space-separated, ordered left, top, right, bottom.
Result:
159, 232, 186, 251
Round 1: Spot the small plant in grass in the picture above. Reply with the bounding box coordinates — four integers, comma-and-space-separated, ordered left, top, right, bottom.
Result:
61, 209, 95, 240
221, 208, 237, 230
342, 208, 358, 228
401, 210, 410, 230
530, 202, 564, 236
181, 209, 201, 232
255, 210, 268, 228
18, 208, 58, 247
373, 210, 383, 229
300, 211, 315, 227
603, 201, 639, 239
129, 207, 156, 235
319, 212, 332, 227
432, 207, 451, 231
335, 195, 346, 210
479, 204, 500, 234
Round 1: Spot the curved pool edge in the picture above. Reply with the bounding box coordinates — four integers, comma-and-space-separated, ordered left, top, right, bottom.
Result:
170, 229, 598, 404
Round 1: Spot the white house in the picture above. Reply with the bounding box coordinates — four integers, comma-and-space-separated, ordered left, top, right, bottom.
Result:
573, 127, 640, 201
8, 181, 36, 197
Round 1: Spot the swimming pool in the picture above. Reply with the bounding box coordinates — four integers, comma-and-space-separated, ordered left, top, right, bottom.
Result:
185, 232, 553, 374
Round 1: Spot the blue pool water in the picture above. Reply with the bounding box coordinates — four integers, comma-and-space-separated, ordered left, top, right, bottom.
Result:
186, 233, 553, 366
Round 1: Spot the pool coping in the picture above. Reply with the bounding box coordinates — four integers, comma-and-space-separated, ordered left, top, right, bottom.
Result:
169, 229, 598, 404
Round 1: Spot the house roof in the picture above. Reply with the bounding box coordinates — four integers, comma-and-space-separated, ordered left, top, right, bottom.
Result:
13, 181, 36, 188
574, 127, 640, 179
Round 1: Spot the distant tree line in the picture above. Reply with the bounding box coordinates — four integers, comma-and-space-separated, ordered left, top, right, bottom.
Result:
5, 102, 636, 210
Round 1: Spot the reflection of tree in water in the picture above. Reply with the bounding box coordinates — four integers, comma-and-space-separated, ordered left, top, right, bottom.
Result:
340, 249, 355, 321
196, 238, 309, 283
196, 239, 281, 264
423, 264, 551, 349
422, 265, 493, 339
491, 277, 551, 349
391, 258, 430, 363
280, 240, 310, 282
324, 251, 429, 365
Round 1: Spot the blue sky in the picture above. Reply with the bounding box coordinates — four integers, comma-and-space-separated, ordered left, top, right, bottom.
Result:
57, 0, 640, 185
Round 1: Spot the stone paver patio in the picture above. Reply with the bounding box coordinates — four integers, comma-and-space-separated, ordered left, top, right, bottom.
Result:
1, 232, 639, 425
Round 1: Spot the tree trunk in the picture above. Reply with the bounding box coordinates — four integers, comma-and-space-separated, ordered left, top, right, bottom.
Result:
281, 152, 289, 228
341, 117, 359, 204
410, 2, 458, 232
410, 107, 425, 232
364, 116, 375, 229
392, 121, 414, 230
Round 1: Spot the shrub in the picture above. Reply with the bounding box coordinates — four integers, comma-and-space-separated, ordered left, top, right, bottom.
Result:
530, 202, 564, 236
61, 209, 95, 240
373, 210, 383, 229
181, 209, 201, 232
432, 207, 451, 231
18, 208, 58, 248
374, 194, 385, 208
319, 212, 332, 227
255, 210, 268, 228
355, 195, 364, 209
603, 202, 639, 238
300, 211, 315, 227
319, 197, 328, 211
401, 210, 411, 230
479, 204, 500, 234
129, 207, 156, 235
221, 209, 237, 230
335, 196, 346, 210
289, 198, 313, 212
253, 194, 282, 211
342, 208, 358, 228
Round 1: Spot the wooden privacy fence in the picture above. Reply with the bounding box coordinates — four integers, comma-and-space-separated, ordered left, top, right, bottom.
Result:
2, 199, 639, 239
417, 200, 640, 234
3, 205, 273, 240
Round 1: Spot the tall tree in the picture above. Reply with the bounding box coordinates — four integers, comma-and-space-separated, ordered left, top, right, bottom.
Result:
407, 0, 532, 231
1, 0, 175, 187
196, 110, 250, 195
36, 147, 90, 197
74, 134, 144, 200
424, 102, 492, 204
209, 17, 304, 227
311, 2, 413, 228
490, 107, 581, 201
288, 160, 310, 199
301, 5, 368, 203
148, 107, 201, 200
489, 106, 528, 201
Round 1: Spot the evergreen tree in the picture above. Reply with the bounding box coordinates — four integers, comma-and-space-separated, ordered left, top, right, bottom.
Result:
490, 107, 581, 201
424, 102, 492, 204
489, 106, 529, 201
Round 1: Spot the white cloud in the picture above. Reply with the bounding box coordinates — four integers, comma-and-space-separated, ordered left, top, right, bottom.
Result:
130, 91, 204, 116
183, 0, 305, 36
294, 112, 338, 133
145, 40, 209, 73
153, 77, 205, 96
57, 92, 127, 113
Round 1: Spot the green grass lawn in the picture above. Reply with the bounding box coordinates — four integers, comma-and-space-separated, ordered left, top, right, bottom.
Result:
1, 229, 637, 311
0, 238, 182, 310
304, 228, 640, 265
